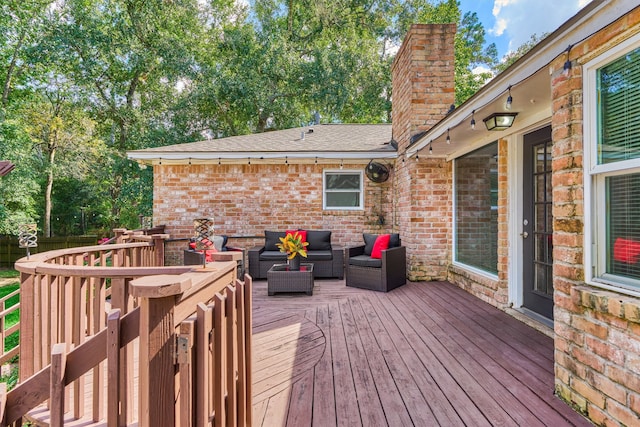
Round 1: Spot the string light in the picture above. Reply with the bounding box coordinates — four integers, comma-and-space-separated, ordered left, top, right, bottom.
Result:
188, 157, 192, 165
285, 156, 289, 166
446, 128, 451, 144
505, 85, 513, 110
218, 157, 221, 165
416, 153, 419, 162
340, 159, 343, 169
470, 110, 476, 130
429, 140, 433, 155
563, 44, 573, 76
248, 157, 251, 165
315, 156, 318, 164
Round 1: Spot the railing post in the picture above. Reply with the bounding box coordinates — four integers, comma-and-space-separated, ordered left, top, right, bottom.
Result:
113, 228, 127, 244
50, 343, 67, 427
151, 234, 168, 267
130, 275, 192, 427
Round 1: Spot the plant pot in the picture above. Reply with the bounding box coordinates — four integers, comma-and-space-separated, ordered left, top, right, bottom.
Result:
288, 256, 301, 271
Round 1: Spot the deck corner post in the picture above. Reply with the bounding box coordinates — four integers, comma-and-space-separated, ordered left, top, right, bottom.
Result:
131, 276, 188, 427
113, 228, 127, 244
151, 235, 168, 267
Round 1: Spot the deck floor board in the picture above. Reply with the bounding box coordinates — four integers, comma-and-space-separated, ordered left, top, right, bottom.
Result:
25, 278, 593, 426
252, 279, 593, 427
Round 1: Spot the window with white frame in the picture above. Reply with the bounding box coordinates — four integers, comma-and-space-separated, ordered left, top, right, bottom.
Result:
586, 35, 640, 293
323, 170, 363, 210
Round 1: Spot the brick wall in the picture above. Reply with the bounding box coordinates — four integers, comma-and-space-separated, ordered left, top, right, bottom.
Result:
154, 162, 395, 265
392, 24, 456, 281
551, 8, 640, 425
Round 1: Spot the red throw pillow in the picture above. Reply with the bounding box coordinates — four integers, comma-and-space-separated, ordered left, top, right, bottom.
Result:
197, 248, 217, 262
371, 234, 391, 259
614, 238, 640, 264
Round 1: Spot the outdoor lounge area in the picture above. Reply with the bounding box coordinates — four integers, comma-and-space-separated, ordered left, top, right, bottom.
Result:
251, 278, 592, 426
0, 230, 594, 426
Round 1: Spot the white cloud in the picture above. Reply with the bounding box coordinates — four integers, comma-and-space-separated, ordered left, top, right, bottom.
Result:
491, 18, 508, 37
490, 0, 584, 53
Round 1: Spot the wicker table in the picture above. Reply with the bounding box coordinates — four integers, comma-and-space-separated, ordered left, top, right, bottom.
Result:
267, 263, 314, 296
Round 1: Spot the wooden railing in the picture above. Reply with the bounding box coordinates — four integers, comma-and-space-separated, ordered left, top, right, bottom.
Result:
0, 288, 20, 366
0, 228, 252, 426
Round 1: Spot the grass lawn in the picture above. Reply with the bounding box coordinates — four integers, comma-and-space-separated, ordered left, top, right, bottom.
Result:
0, 270, 19, 338
0, 269, 20, 389
0, 269, 19, 279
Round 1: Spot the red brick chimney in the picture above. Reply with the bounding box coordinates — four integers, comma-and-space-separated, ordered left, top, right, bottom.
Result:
391, 23, 456, 151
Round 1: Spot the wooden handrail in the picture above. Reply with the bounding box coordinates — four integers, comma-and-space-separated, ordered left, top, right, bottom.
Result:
1, 308, 141, 426
1, 228, 252, 427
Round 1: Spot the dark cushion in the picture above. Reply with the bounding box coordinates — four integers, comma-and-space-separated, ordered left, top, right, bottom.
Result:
306, 230, 332, 251
259, 250, 288, 261
264, 230, 286, 251
305, 250, 333, 261
389, 233, 400, 248
348, 254, 382, 268
213, 235, 228, 251
364, 233, 400, 255
363, 233, 377, 255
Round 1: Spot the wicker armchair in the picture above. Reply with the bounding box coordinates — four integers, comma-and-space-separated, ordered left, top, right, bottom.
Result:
345, 233, 406, 292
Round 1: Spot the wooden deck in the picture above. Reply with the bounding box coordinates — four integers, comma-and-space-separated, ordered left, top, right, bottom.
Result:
251, 279, 592, 427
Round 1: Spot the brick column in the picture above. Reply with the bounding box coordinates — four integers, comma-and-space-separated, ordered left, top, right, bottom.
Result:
391, 24, 456, 280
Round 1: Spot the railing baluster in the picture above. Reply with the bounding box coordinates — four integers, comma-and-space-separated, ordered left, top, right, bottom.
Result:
213, 293, 227, 427
178, 318, 196, 427
196, 302, 213, 427
92, 277, 105, 422
225, 286, 238, 426
106, 309, 121, 427
73, 276, 86, 419
19, 272, 35, 381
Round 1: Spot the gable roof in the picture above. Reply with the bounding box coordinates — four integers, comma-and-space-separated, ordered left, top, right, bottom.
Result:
128, 124, 394, 165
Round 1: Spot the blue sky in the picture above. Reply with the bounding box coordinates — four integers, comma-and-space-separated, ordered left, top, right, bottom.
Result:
458, 0, 591, 59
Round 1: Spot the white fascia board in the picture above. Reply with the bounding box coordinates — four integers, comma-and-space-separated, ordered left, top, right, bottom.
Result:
127, 151, 397, 163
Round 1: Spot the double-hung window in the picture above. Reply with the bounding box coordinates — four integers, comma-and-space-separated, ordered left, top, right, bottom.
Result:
323, 170, 363, 210
585, 35, 640, 294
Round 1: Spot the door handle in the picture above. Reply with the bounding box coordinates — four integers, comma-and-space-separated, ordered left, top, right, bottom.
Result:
520, 232, 529, 238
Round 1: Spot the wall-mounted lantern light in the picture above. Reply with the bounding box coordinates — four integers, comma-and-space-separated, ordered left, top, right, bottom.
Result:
483, 112, 518, 131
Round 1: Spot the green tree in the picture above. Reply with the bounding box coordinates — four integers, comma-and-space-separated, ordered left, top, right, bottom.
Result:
0, 118, 40, 235
493, 33, 548, 75
17, 78, 106, 237
0, 0, 50, 110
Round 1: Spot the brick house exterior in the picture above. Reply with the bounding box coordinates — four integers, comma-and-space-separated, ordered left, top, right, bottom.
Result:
129, 1, 640, 424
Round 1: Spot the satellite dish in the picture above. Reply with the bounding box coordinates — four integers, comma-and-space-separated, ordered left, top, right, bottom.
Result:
365, 161, 390, 183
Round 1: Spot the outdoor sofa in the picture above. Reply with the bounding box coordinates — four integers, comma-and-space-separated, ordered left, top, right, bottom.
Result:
248, 230, 344, 279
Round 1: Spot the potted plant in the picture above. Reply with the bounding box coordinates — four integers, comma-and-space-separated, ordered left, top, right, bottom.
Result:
276, 231, 309, 270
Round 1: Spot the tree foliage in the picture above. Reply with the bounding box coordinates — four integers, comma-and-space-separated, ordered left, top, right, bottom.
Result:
0, 0, 520, 237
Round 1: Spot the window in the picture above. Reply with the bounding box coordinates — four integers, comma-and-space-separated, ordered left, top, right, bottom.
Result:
597, 46, 640, 164
454, 142, 499, 274
586, 35, 640, 294
323, 170, 363, 210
